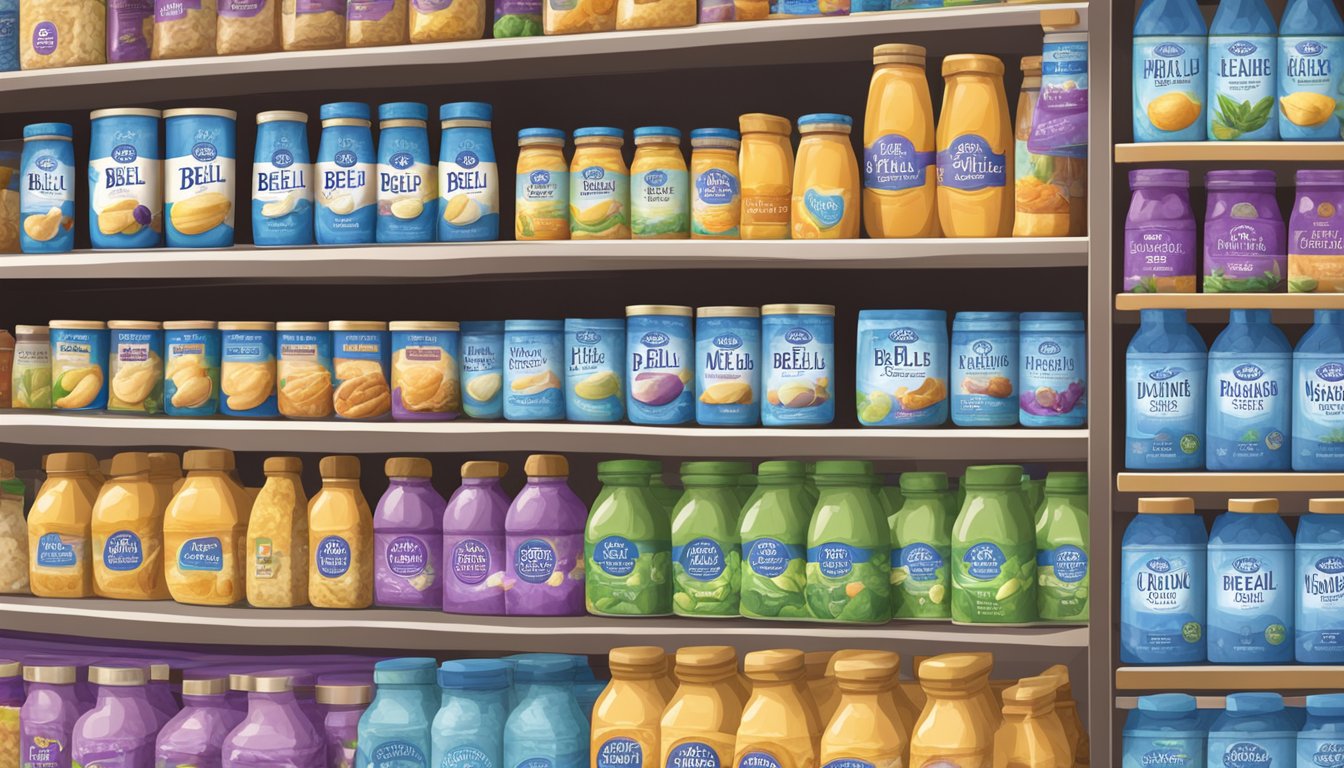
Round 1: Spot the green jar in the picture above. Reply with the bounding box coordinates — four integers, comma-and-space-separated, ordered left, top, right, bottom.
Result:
890, 471, 954, 620
671, 461, 744, 617
585, 460, 672, 616
739, 460, 812, 620
647, 468, 683, 514
805, 460, 892, 624
951, 464, 1038, 624
1035, 471, 1089, 623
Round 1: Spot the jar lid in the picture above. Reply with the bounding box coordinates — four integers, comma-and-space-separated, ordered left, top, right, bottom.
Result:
609, 646, 667, 672
162, 320, 216, 330
23, 665, 76, 684
320, 102, 371, 121
762, 303, 834, 316
461, 460, 508, 479
919, 653, 992, 682
49, 320, 106, 330
1137, 497, 1195, 514
316, 681, 374, 705
108, 320, 162, 330
386, 457, 432, 479
634, 126, 681, 142
320, 455, 361, 480
277, 321, 329, 331
1137, 692, 1197, 713
329, 321, 387, 332
874, 43, 926, 66
1296, 169, 1344, 186
518, 127, 566, 143
744, 649, 804, 679
697, 306, 759, 318
739, 113, 792, 136
389, 321, 459, 332
1044, 471, 1088, 494
251, 675, 294, 693
45, 452, 90, 473
1310, 498, 1344, 514
24, 122, 73, 139
963, 464, 1024, 489
525, 454, 568, 478
264, 456, 303, 474
1307, 694, 1344, 717
182, 677, 228, 696
942, 53, 1004, 77
461, 320, 504, 334
110, 452, 151, 476
1206, 169, 1276, 189
574, 126, 623, 141
440, 102, 492, 123
89, 665, 146, 686
900, 471, 949, 493
184, 449, 234, 472
564, 318, 625, 332
1228, 498, 1278, 514
257, 110, 308, 125
756, 460, 804, 479
0, 660, 17, 677
859, 308, 946, 323
627, 305, 692, 317
164, 108, 238, 121
797, 113, 852, 134
512, 655, 575, 684
504, 319, 563, 332
379, 102, 428, 122
438, 659, 510, 690
1020, 55, 1042, 73
1226, 692, 1284, 714
676, 645, 736, 670
219, 321, 275, 332
597, 459, 657, 476
91, 108, 162, 120
1129, 168, 1190, 188
691, 127, 740, 146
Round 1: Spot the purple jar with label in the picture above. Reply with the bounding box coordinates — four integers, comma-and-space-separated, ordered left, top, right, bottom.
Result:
504, 454, 586, 616
222, 675, 324, 768
1289, 170, 1344, 294
71, 665, 158, 768
374, 457, 446, 609
1123, 169, 1197, 293
107, 0, 153, 61
315, 678, 372, 768
156, 676, 244, 768
20, 664, 81, 768
443, 461, 511, 616
1204, 169, 1287, 293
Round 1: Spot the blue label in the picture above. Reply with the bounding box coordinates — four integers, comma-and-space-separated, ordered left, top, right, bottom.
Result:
596, 739, 641, 768
371, 741, 427, 768
666, 744, 719, 768
1294, 354, 1344, 470
1209, 34, 1279, 141
1214, 740, 1285, 768
856, 314, 948, 427
936, 134, 1006, 192
443, 747, 494, 768
504, 327, 564, 422
316, 121, 375, 245
762, 313, 834, 427
863, 134, 934, 192
593, 536, 637, 577
674, 537, 726, 581
35, 532, 77, 568
695, 315, 761, 427
1208, 544, 1293, 662
963, 542, 1006, 581
514, 538, 557, 584
951, 329, 1018, 426
165, 112, 236, 248
461, 329, 503, 419
1038, 544, 1088, 583
1299, 737, 1344, 768
802, 188, 845, 229
1124, 738, 1201, 768
564, 321, 624, 423
898, 542, 944, 582
736, 753, 782, 768
695, 168, 738, 205
745, 538, 802, 578
179, 537, 223, 572
807, 543, 873, 580
164, 327, 222, 417
316, 535, 352, 578
515, 761, 552, 768
1127, 352, 1206, 470
452, 538, 492, 585
102, 531, 143, 571
1121, 543, 1206, 663
1208, 354, 1290, 471
821, 761, 873, 768
1298, 543, 1344, 661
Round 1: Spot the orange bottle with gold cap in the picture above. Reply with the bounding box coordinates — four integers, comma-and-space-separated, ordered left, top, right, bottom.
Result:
738, 113, 793, 240
863, 43, 938, 239
936, 54, 1014, 238
910, 653, 998, 768
734, 650, 819, 768
591, 646, 670, 768
662, 646, 745, 768
820, 654, 909, 768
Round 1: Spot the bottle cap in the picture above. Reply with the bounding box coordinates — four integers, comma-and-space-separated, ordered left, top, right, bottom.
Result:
148, 452, 181, 479
385, 457, 432, 479
320, 102, 371, 121
525, 454, 568, 478
1228, 498, 1278, 514
379, 102, 428, 122
437, 659, 510, 691
440, 102, 492, 123
252, 675, 294, 693
45, 452, 90, 473
89, 665, 146, 686
316, 682, 374, 705
23, 665, 76, 684
942, 53, 1004, 77
1044, 471, 1088, 495
761, 303, 834, 316
697, 306, 759, 318
320, 455, 361, 480
182, 677, 229, 696
739, 113, 792, 136
744, 649, 805, 680
963, 465, 1024, 489
609, 646, 667, 676
1137, 497, 1195, 514
183, 449, 235, 472
1309, 499, 1344, 514
110, 452, 151, 476
919, 653, 993, 683
461, 461, 508, 479
873, 43, 926, 66
900, 471, 949, 493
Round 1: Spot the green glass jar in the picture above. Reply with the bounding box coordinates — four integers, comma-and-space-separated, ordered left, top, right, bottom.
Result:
585, 459, 672, 616
951, 464, 1038, 624
1035, 471, 1089, 623
890, 471, 954, 620
739, 460, 812, 620
805, 460, 892, 624
671, 461, 744, 617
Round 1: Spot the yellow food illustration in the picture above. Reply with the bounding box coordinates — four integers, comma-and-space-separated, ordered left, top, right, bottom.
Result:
392, 351, 458, 413
170, 192, 231, 235
571, 199, 621, 227
895, 377, 947, 411
246, 462, 309, 608
279, 363, 333, 418
409, 0, 484, 42
699, 380, 752, 405
324, 192, 355, 215
442, 194, 482, 226
547, 0, 616, 34
23, 206, 64, 242
334, 369, 391, 419
466, 372, 502, 403
1280, 92, 1338, 127
55, 366, 103, 409
696, 205, 739, 235
222, 362, 275, 412
961, 375, 1013, 399
172, 374, 213, 409
574, 370, 621, 400
616, 0, 693, 30
260, 190, 300, 218
346, 0, 408, 47
1146, 92, 1202, 132
97, 198, 144, 235
769, 379, 829, 409
510, 370, 561, 395
111, 359, 159, 405
390, 197, 425, 220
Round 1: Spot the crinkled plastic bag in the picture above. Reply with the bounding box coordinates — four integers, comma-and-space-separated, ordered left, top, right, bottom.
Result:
409, 0, 483, 43
616, 0, 691, 30
152, 0, 216, 59
107, 0, 151, 61
281, 0, 343, 50
543, 0, 613, 35
217, 0, 278, 54
492, 0, 538, 35
0, 0, 21, 70
346, 0, 406, 47
19, 0, 105, 70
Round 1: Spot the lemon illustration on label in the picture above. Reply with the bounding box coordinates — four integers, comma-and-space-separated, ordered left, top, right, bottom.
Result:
1146, 92, 1202, 132
1280, 92, 1337, 127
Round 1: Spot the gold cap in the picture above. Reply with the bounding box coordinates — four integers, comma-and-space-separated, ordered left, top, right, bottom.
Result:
462, 461, 508, 479
919, 653, 993, 683
942, 53, 1005, 77
1310, 498, 1344, 514
316, 682, 373, 705
264, 456, 303, 474
163, 108, 238, 121
873, 43, 926, 66
182, 676, 228, 696
388, 321, 459, 332
89, 665, 146, 686
329, 321, 388, 332
1229, 498, 1279, 514
110, 452, 151, 477
229, 673, 253, 692
91, 108, 162, 120
219, 321, 276, 331
697, 306, 759, 318
320, 455, 361, 480
24, 665, 76, 684
609, 646, 668, 676
277, 322, 328, 331
162, 321, 216, 330
386, 457, 432, 479
45, 452, 90, 473
738, 113, 791, 136
251, 675, 293, 693
525, 454, 568, 478
257, 110, 308, 125
184, 449, 235, 472
0, 660, 18, 677
107, 320, 162, 330
761, 303, 835, 316
626, 305, 693, 318
744, 649, 805, 680
48, 320, 106, 330
1137, 497, 1196, 515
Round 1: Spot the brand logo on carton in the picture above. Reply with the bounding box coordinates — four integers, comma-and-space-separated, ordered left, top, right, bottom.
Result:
785, 328, 814, 344
389, 151, 414, 170
530, 170, 551, 185
112, 144, 138, 164
641, 331, 670, 347
1317, 363, 1344, 382
335, 149, 358, 168
1317, 556, 1344, 575
1039, 341, 1062, 355
889, 327, 919, 343
1228, 40, 1259, 56
1223, 742, 1271, 767
192, 142, 217, 162
972, 340, 994, 355
1313, 744, 1344, 766
456, 150, 479, 169
35, 155, 56, 172
1233, 557, 1262, 574
713, 333, 743, 350
1147, 557, 1172, 573
1154, 43, 1186, 57
1234, 364, 1265, 381
575, 329, 602, 345
583, 167, 605, 181
1149, 366, 1184, 381
1141, 748, 1190, 766
272, 148, 294, 169
1297, 40, 1325, 56
644, 170, 668, 186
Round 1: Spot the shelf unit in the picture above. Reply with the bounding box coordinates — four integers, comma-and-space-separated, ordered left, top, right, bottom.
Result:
1114, 142, 1344, 164
1115, 667, 1344, 692
1117, 473, 1344, 495
1116, 293, 1344, 311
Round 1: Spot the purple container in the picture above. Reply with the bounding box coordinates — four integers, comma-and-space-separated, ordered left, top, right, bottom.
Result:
389, 322, 461, 422
504, 454, 586, 617
374, 458, 446, 609
156, 677, 245, 768
1204, 169, 1287, 293
71, 666, 159, 768
315, 678, 372, 768
1289, 170, 1344, 294
442, 461, 511, 616
1123, 169, 1197, 293
107, 0, 153, 62
20, 665, 82, 768
249, 668, 324, 736
222, 675, 324, 768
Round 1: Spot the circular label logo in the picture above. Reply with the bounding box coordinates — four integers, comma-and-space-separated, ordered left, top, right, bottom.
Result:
386, 535, 428, 578
103, 530, 144, 572
666, 743, 720, 768
747, 538, 790, 578
272, 148, 295, 168
316, 536, 352, 578
596, 738, 642, 768
112, 144, 138, 164
593, 536, 637, 577
335, 149, 358, 168
678, 537, 725, 581
455, 150, 480, 168
191, 142, 218, 162
452, 538, 491, 585
390, 151, 415, 170
514, 538, 557, 584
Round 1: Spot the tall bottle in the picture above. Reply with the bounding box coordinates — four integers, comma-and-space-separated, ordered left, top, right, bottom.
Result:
1298, 499, 1344, 663
504, 656, 589, 768
1132, 0, 1208, 141
358, 659, 433, 768
806, 460, 891, 624
936, 54, 1013, 238
373, 457, 445, 609
585, 460, 670, 616
1278, 0, 1344, 140
163, 449, 247, 606
1035, 472, 1089, 623
590, 647, 669, 768
1294, 310, 1344, 470
72, 665, 159, 766
661, 646, 744, 768
910, 654, 997, 767
1120, 496, 1209, 664
951, 465, 1038, 624
308, 455, 374, 609
246, 456, 309, 608
739, 460, 812, 620
438, 102, 500, 242
1208, 0, 1280, 140
432, 659, 509, 768
156, 676, 244, 768
863, 43, 937, 238
222, 674, 324, 767
1208, 498, 1294, 663
28, 452, 98, 598
443, 460, 510, 615
20, 664, 81, 768
992, 680, 1066, 768
671, 462, 743, 617
91, 452, 168, 600
890, 471, 954, 620
790, 114, 860, 240
820, 655, 908, 768
738, 113, 793, 240
1206, 310, 1292, 471
1125, 309, 1208, 470
504, 454, 587, 616
734, 650, 818, 768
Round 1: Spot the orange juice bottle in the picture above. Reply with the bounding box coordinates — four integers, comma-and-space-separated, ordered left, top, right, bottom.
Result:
992, 680, 1066, 768
863, 43, 938, 238
734, 650, 818, 768
738, 114, 793, 241
570, 127, 630, 240
164, 449, 247, 606
690, 128, 741, 240
791, 114, 860, 240
516, 128, 571, 241
1040, 665, 1087, 766
591, 646, 669, 768
827, 650, 916, 758
910, 654, 997, 767
91, 452, 169, 600
804, 651, 840, 725
820, 655, 908, 768
662, 646, 744, 768
308, 455, 374, 609
936, 54, 1014, 238
28, 452, 99, 598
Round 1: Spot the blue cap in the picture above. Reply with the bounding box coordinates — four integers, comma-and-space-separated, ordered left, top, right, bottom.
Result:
634, 126, 681, 140
564, 318, 624, 332
373, 657, 437, 686
574, 127, 624, 140
505, 319, 563, 332
320, 102, 371, 121
953, 311, 1019, 330
1137, 693, 1198, 713
461, 320, 504, 334
440, 102, 492, 122
858, 309, 947, 323
518, 127, 565, 141
512, 654, 577, 685
438, 660, 510, 691
23, 122, 72, 139
691, 128, 740, 142
1226, 692, 1284, 714
379, 102, 428, 122
798, 113, 853, 127
1308, 694, 1344, 717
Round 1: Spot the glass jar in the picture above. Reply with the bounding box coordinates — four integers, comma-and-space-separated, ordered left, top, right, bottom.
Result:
630, 126, 688, 240
570, 127, 629, 240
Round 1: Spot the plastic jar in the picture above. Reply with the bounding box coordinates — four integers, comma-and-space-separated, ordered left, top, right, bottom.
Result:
738, 113, 793, 240
89, 108, 162, 249
461, 320, 504, 419
1203, 169, 1287, 293
626, 305, 694, 426
219, 321, 277, 418
570, 127, 629, 240
515, 128, 569, 241
316, 680, 371, 768
1123, 169, 1196, 293
163, 321, 221, 417
503, 320, 564, 422
11, 324, 50, 409
315, 102, 375, 245
252, 110, 313, 247
276, 321, 333, 419
761, 304, 835, 427
690, 128, 741, 240
376, 102, 435, 244
791, 114, 859, 240
695, 306, 761, 427
389, 320, 461, 421
163, 108, 237, 249
630, 126, 688, 240
330, 320, 390, 421
951, 312, 1019, 427
1019, 312, 1086, 428
855, 309, 948, 428
19, 122, 75, 254
1297, 498, 1344, 663
48, 320, 108, 412
438, 101, 499, 243
1289, 169, 1344, 294
563, 318, 625, 423
107, 320, 164, 414
1122, 694, 1205, 768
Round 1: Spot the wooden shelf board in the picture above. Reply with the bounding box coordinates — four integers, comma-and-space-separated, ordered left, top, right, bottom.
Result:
1117, 473, 1344, 494
1116, 293, 1344, 311
1115, 142, 1344, 164
1116, 666, 1344, 691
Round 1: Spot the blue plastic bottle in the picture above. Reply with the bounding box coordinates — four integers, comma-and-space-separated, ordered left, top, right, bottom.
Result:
431, 660, 509, 768
1207, 693, 1297, 767
1294, 310, 1344, 470
1121, 497, 1208, 664
438, 102, 500, 243
377, 102, 436, 244
503, 655, 589, 768
1208, 498, 1294, 663
1278, 0, 1344, 141
1208, 0, 1280, 141
357, 659, 435, 768
316, 102, 376, 245
1126, 309, 1208, 470
1122, 694, 1206, 768
1297, 499, 1344, 663
1133, 0, 1209, 142
1206, 310, 1292, 471
1299, 694, 1344, 765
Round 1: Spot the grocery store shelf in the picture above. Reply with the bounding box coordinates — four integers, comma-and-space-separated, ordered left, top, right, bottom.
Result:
0, 238, 1089, 282
1117, 473, 1344, 494
0, 413, 1088, 459
0, 597, 1091, 653
1116, 666, 1344, 691
1116, 293, 1344, 311
1114, 142, 1344, 164
0, 3, 1086, 113
1116, 695, 1309, 709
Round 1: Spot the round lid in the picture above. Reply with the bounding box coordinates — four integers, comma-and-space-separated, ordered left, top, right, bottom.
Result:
89, 665, 146, 686
386, 457, 432, 479
874, 43, 926, 66
45, 452, 90, 473
48, 320, 106, 330
1307, 693, 1344, 716
183, 449, 235, 472
256, 110, 307, 125
182, 677, 228, 696
744, 649, 804, 679
504, 319, 562, 332
110, 452, 151, 476
832, 656, 895, 683
518, 127, 566, 142
633, 126, 681, 141
761, 303, 835, 316
1020, 55, 1042, 73
1206, 169, 1276, 189
900, 471, 949, 493
1296, 169, 1344, 186
627, 304, 693, 317
389, 321, 459, 332
1228, 498, 1278, 514
1226, 692, 1284, 714
16, 325, 49, 337
162, 320, 216, 330
91, 108, 162, 120
739, 113, 791, 135
252, 675, 294, 693
373, 657, 436, 686
320, 102, 371, 121
756, 460, 805, 479
440, 101, 492, 122
697, 306, 759, 318
525, 454, 568, 478
461, 461, 508, 479
1137, 497, 1195, 514
573, 126, 623, 140
264, 456, 303, 474
0, 660, 18, 677
437, 659, 509, 691
315, 681, 373, 705
676, 645, 736, 670
918, 653, 992, 682
512, 654, 576, 684
163, 108, 237, 120
597, 459, 658, 476
804, 651, 833, 678
1129, 168, 1190, 188
229, 673, 254, 692
963, 464, 1024, 488
797, 113, 852, 133
860, 309, 946, 323
320, 455, 361, 480
461, 320, 504, 333
1310, 498, 1344, 514
609, 646, 668, 673
329, 320, 387, 331
147, 662, 170, 681
1003, 679, 1057, 707
24, 122, 73, 139
813, 459, 874, 478
148, 453, 181, 476
690, 127, 740, 145
1044, 471, 1088, 494
107, 320, 162, 330
277, 321, 328, 331
379, 102, 428, 122
681, 460, 750, 480
219, 321, 275, 332
1137, 692, 1197, 713
24, 665, 75, 684
942, 53, 1004, 77
563, 318, 624, 332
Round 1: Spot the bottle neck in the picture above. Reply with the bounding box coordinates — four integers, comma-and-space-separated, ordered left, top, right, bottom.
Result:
96, 685, 149, 705
461, 477, 501, 488
183, 693, 228, 709
322, 478, 362, 490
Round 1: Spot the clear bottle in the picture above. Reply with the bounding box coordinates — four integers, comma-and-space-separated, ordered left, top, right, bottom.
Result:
690, 128, 741, 240
672, 462, 743, 617
891, 471, 954, 620
910, 654, 996, 767
308, 455, 374, 610
246, 456, 309, 608
503, 656, 589, 768
358, 659, 434, 768
738, 113, 793, 240
739, 460, 812, 620
734, 650, 818, 768
630, 126, 689, 240
936, 55, 1013, 238
515, 128, 570, 241
28, 452, 100, 598
1035, 472, 1089, 623
222, 674, 324, 767
661, 646, 744, 768
91, 452, 168, 600
591, 647, 669, 768
431, 660, 509, 768
791, 114, 860, 240
316, 680, 371, 768
157, 676, 244, 768
71, 665, 158, 768
821, 655, 908, 768
164, 449, 248, 606
585, 460, 672, 617
19, 664, 81, 768
863, 43, 937, 239
570, 127, 630, 240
